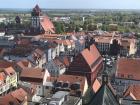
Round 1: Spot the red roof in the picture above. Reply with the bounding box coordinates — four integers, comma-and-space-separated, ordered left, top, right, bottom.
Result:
41, 16, 55, 33
0, 72, 6, 81
92, 79, 101, 93
16, 59, 30, 69
124, 85, 140, 100
11, 88, 27, 102
81, 49, 95, 66
0, 60, 14, 68
116, 58, 140, 80
57, 75, 87, 95
90, 44, 102, 63
4, 67, 16, 76
0, 94, 19, 105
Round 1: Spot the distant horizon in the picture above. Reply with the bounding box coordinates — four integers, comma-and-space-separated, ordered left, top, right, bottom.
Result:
1, 0, 140, 10
0, 7, 140, 10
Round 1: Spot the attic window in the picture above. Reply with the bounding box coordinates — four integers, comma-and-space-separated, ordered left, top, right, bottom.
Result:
128, 75, 133, 79
121, 74, 124, 78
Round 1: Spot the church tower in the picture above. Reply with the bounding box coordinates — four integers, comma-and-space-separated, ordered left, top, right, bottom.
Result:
31, 4, 41, 29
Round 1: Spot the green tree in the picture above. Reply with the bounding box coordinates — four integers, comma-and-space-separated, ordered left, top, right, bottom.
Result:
54, 22, 65, 34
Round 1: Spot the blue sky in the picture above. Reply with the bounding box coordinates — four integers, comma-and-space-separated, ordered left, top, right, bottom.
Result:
0, 0, 140, 9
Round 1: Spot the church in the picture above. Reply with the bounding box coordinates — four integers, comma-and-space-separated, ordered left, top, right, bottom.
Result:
30, 4, 55, 35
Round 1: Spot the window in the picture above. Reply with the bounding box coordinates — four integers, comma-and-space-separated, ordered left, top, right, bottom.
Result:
121, 74, 124, 78
128, 75, 133, 79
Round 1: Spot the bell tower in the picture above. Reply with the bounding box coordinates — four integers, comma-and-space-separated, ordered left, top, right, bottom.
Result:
31, 4, 41, 29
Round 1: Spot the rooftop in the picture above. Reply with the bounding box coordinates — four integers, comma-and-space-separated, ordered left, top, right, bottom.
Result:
116, 58, 140, 80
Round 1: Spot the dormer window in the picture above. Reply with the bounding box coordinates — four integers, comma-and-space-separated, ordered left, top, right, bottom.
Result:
121, 74, 124, 78
128, 75, 133, 79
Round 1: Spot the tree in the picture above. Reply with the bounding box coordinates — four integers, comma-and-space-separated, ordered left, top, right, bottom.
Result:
54, 22, 65, 34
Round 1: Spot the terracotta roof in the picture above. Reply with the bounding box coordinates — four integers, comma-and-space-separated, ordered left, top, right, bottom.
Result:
20, 68, 45, 84
95, 37, 111, 44
81, 49, 95, 66
0, 60, 14, 68
16, 59, 30, 69
81, 44, 102, 68
0, 94, 19, 105
124, 85, 140, 100
90, 44, 102, 62
11, 88, 27, 102
92, 79, 101, 93
20, 68, 44, 79
41, 16, 55, 33
116, 58, 140, 80
4, 67, 16, 76
56, 75, 87, 95
0, 72, 6, 81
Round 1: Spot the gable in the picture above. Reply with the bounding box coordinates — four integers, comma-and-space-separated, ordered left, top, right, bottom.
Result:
69, 53, 91, 73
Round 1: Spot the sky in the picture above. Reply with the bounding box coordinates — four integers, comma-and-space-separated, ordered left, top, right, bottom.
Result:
0, 0, 140, 9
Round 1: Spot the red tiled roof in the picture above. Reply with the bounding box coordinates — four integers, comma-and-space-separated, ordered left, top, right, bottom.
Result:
4, 67, 16, 76
16, 59, 30, 69
124, 85, 140, 100
90, 44, 101, 62
92, 79, 101, 93
41, 16, 55, 33
20, 68, 45, 85
81, 49, 95, 66
57, 75, 87, 95
0, 60, 14, 68
80, 44, 102, 68
0, 94, 19, 105
116, 58, 140, 80
11, 88, 27, 102
0, 72, 6, 81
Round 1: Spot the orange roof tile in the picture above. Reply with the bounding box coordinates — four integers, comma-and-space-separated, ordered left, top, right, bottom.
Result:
81, 49, 94, 66
0, 60, 14, 68
16, 59, 30, 69
20, 68, 44, 79
0, 72, 6, 81
116, 58, 140, 80
90, 44, 102, 62
0, 94, 19, 105
11, 88, 27, 102
4, 67, 16, 76
57, 75, 87, 94
92, 79, 101, 93
41, 16, 55, 33
124, 85, 140, 100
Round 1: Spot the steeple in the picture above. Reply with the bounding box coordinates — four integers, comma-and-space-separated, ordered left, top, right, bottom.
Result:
31, 4, 42, 29
32, 4, 41, 16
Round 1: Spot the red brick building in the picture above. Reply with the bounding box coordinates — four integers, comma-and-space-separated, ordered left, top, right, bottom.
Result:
67, 44, 103, 85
